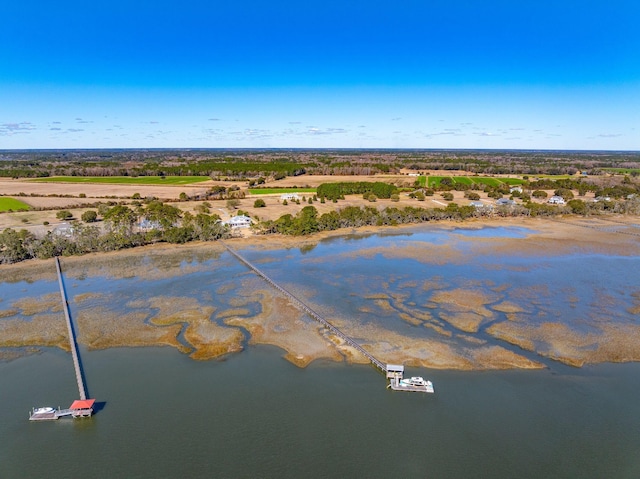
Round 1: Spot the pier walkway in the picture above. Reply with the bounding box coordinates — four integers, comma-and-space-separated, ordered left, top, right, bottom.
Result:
222, 242, 387, 374
55, 257, 87, 400
30, 259, 96, 421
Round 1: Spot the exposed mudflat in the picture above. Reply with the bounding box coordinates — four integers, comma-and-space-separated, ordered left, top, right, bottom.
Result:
1, 216, 639, 370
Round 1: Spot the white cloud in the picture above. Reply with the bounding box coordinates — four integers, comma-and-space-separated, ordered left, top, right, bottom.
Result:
0, 122, 35, 135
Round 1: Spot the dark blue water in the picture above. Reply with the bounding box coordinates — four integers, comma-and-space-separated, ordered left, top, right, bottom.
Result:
1, 346, 639, 478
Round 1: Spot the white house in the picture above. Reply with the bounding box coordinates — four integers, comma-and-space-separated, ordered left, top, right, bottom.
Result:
138, 218, 162, 230
509, 186, 523, 194
224, 215, 252, 228
54, 223, 75, 238
470, 201, 493, 210
280, 193, 300, 201
548, 196, 566, 205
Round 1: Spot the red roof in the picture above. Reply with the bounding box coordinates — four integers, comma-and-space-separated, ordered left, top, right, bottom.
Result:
70, 399, 96, 410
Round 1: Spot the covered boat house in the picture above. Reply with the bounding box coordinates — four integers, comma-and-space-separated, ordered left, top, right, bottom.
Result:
69, 399, 96, 418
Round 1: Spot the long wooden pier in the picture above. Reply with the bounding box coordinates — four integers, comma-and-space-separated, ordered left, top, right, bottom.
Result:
55, 257, 87, 400
222, 242, 387, 374
29, 258, 95, 421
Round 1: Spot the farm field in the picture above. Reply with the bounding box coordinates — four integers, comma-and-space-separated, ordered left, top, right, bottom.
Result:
531, 174, 574, 180
0, 197, 31, 212
424, 176, 526, 188
601, 168, 640, 174
249, 188, 317, 195
29, 176, 211, 185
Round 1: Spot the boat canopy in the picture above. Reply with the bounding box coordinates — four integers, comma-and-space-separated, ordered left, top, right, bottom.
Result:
70, 399, 96, 410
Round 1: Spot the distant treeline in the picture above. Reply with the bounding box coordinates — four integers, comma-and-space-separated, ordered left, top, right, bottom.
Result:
1, 149, 640, 179
316, 182, 398, 200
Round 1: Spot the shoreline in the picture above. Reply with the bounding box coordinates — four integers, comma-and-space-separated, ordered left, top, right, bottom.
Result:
2, 216, 640, 370
2, 213, 639, 273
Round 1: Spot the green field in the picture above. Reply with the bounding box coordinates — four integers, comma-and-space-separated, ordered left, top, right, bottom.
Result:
249, 188, 317, 195
0, 197, 31, 212
531, 174, 573, 180
29, 176, 211, 185
415, 176, 427, 187
424, 176, 525, 188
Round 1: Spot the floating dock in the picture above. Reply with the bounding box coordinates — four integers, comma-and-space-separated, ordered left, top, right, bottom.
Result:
29, 399, 96, 421
386, 364, 434, 393
29, 408, 74, 421
222, 243, 434, 393
29, 258, 96, 421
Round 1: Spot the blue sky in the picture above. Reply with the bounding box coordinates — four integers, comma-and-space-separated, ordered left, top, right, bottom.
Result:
1, 0, 638, 149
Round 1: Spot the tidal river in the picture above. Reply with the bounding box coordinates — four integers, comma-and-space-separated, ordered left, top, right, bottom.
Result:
1, 221, 639, 478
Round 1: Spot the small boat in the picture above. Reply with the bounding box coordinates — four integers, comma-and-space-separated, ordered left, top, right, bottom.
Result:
398, 376, 435, 393
33, 407, 55, 414
401, 376, 429, 387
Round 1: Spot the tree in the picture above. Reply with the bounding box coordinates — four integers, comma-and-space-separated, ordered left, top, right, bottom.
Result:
81, 210, 98, 223
554, 188, 574, 200
163, 227, 192, 244
56, 210, 73, 220
179, 192, 188, 201
318, 211, 340, 230
195, 203, 210, 214
181, 211, 194, 228
292, 206, 319, 235
97, 203, 111, 216
227, 198, 240, 210
253, 199, 266, 208
390, 194, 400, 202
442, 192, 454, 201
144, 201, 182, 229
466, 192, 480, 201
73, 223, 101, 252
568, 199, 587, 215
192, 213, 225, 241
439, 177, 453, 188
532, 190, 548, 199
103, 205, 137, 235
0, 228, 31, 263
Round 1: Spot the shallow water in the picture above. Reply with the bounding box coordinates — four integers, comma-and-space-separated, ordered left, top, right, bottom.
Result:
1, 224, 640, 477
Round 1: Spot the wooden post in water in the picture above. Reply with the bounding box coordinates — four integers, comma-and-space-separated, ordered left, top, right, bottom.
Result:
55, 257, 87, 401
